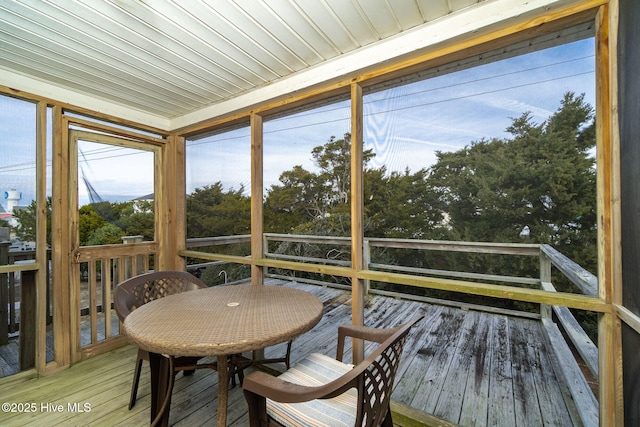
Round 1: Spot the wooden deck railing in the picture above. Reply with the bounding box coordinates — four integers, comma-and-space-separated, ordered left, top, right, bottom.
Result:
1, 238, 158, 374
183, 233, 599, 381
74, 240, 156, 350
3, 234, 597, 388
0, 244, 51, 345
539, 244, 598, 376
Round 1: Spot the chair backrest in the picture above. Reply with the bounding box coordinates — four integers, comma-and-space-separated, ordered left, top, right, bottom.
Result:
353, 316, 422, 427
114, 270, 206, 323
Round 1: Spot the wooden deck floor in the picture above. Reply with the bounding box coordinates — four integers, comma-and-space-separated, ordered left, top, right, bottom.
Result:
0, 281, 589, 426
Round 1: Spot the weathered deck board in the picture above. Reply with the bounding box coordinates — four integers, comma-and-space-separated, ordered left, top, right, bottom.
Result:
519, 319, 573, 426
458, 310, 493, 426
0, 280, 593, 426
488, 315, 516, 426
392, 304, 446, 403
541, 318, 598, 426
433, 310, 486, 424
0, 340, 19, 376
411, 308, 470, 414
510, 317, 543, 426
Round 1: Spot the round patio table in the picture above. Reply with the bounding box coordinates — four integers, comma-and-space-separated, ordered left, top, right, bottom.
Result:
123, 284, 323, 426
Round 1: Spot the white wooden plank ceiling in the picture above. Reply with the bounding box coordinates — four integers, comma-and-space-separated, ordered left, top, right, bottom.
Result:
0, 0, 484, 121
0, 0, 584, 129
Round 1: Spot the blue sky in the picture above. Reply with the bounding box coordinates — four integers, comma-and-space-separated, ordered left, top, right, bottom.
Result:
0, 38, 595, 209
187, 38, 595, 195
0, 97, 38, 209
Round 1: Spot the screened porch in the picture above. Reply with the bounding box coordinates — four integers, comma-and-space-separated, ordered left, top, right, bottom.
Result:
1, 0, 639, 426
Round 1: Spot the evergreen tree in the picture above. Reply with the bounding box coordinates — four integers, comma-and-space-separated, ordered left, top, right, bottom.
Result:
365, 167, 444, 239
12, 197, 52, 245
118, 200, 155, 241
265, 133, 377, 235
186, 183, 251, 238
79, 204, 107, 246
429, 92, 596, 274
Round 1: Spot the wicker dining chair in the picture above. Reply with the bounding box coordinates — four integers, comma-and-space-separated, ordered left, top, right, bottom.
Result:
242, 315, 424, 427
114, 270, 211, 409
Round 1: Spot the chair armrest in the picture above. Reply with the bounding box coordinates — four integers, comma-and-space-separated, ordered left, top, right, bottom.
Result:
243, 371, 356, 404
243, 371, 356, 427
114, 288, 136, 323
336, 323, 401, 361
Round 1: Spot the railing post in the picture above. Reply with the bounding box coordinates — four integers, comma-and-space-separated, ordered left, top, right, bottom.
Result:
0, 240, 9, 345
363, 238, 370, 294
20, 270, 36, 370
540, 250, 552, 319
262, 234, 269, 279
122, 235, 144, 278
46, 249, 52, 325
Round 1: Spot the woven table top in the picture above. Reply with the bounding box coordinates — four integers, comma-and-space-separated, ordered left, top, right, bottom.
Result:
123, 284, 323, 357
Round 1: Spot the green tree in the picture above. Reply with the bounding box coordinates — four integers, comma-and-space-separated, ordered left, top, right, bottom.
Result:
12, 198, 154, 247
79, 204, 107, 246
12, 197, 53, 245
186, 183, 251, 238
265, 133, 376, 234
117, 200, 154, 240
311, 133, 375, 212
264, 166, 324, 232
429, 92, 597, 274
264, 132, 447, 286
364, 167, 444, 239
79, 200, 154, 245
86, 222, 125, 246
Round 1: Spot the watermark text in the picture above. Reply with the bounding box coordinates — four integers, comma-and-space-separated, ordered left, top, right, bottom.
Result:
2, 402, 91, 413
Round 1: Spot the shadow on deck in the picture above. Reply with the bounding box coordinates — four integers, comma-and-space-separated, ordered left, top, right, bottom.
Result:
0, 280, 597, 426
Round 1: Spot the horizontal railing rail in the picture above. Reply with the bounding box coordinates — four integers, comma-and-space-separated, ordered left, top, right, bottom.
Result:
185, 234, 251, 248
540, 244, 598, 297
539, 244, 599, 377
366, 237, 541, 255
264, 233, 351, 267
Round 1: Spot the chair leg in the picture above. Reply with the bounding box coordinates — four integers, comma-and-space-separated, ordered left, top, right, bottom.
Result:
284, 340, 292, 369
381, 406, 394, 427
244, 389, 268, 427
228, 354, 245, 387
236, 355, 245, 385
129, 355, 144, 410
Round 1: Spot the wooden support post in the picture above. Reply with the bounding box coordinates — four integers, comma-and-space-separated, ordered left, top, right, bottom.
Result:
20, 270, 36, 370
251, 113, 264, 286
122, 235, 144, 278
251, 113, 265, 362
0, 241, 8, 345
351, 82, 365, 363
175, 135, 188, 272
35, 100, 48, 373
596, 3, 624, 425
159, 133, 185, 271
52, 107, 72, 367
